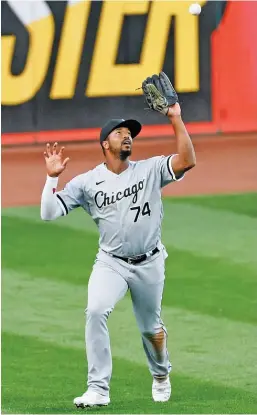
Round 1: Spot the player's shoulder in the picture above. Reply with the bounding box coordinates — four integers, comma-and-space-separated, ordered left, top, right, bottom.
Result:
131, 156, 165, 168
68, 163, 104, 186
83, 163, 108, 188
89, 162, 107, 178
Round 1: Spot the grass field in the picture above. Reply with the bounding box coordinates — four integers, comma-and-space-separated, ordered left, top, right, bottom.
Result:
2, 193, 257, 414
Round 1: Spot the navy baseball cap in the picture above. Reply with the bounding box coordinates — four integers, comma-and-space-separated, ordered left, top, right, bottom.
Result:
100, 118, 142, 144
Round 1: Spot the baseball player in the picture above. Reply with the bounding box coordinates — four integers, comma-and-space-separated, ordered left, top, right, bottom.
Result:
40, 72, 196, 407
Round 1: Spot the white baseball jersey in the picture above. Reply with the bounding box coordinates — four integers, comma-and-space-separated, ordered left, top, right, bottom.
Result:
56, 155, 183, 257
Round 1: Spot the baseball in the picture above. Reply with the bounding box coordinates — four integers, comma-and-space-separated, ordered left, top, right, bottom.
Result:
189, 3, 201, 15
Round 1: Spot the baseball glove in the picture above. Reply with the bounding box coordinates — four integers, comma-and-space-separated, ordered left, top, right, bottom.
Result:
142, 72, 178, 116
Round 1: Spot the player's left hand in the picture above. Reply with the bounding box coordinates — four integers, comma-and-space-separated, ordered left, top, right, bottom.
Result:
142, 72, 179, 116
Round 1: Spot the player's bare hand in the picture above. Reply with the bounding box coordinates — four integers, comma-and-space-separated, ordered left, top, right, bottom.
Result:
167, 103, 181, 118
44, 142, 70, 177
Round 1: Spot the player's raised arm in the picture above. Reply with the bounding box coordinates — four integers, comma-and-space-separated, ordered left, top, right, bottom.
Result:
40, 142, 70, 221
167, 102, 196, 177
142, 72, 196, 178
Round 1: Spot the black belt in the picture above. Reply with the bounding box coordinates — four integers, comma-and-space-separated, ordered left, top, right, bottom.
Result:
112, 247, 159, 265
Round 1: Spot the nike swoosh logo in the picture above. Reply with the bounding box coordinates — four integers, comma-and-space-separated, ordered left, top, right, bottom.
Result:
96, 181, 105, 185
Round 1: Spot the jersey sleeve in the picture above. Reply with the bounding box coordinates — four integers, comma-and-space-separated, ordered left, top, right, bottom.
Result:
56, 174, 90, 215
154, 154, 185, 188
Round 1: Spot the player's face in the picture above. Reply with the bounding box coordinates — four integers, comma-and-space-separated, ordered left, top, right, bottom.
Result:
105, 127, 133, 160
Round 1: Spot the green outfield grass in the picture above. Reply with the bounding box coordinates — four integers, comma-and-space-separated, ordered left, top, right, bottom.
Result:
2, 192, 257, 414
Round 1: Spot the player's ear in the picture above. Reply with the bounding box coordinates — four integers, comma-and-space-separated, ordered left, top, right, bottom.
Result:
102, 140, 109, 150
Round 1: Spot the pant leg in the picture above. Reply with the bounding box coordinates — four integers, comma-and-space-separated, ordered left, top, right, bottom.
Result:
129, 250, 172, 378
86, 258, 128, 395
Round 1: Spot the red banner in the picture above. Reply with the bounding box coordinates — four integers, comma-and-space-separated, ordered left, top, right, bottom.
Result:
211, 0, 257, 132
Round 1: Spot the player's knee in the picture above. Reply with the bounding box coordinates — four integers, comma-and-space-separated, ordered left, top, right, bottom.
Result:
143, 329, 166, 352
85, 305, 112, 321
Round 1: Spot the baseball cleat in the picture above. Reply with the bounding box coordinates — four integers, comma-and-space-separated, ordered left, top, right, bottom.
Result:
73, 390, 110, 408
152, 376, 171, 402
